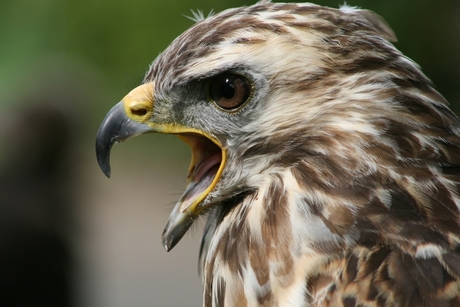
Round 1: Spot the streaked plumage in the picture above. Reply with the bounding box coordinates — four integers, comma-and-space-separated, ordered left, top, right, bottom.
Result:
96, 1, 460, 306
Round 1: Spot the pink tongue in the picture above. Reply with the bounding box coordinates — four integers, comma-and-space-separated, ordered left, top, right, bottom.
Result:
194, 152, 222, 183
179, 164, 220, 210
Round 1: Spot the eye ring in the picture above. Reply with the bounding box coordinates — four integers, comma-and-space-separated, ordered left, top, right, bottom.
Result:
209, 73, 252, 111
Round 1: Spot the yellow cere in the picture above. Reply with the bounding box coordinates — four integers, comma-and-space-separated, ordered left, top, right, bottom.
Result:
123, 82, 155, 123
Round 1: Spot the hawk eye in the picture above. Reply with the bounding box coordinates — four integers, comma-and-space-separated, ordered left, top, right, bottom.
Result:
210, 74, 251, 110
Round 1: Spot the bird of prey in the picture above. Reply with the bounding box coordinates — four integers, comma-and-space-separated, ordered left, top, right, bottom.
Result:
96, 1, 460, 306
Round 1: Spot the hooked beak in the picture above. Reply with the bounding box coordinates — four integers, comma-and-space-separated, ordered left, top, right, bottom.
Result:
96, 82, 155, 178
95, 101, 151, 178
95, 82, 226, 252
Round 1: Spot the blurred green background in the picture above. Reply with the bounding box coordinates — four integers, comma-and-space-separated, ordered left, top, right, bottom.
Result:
1, 0, 459, 116
0, 1, 458, 307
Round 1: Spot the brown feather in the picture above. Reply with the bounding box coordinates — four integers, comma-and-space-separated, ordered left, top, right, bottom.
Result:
119, 2, 460, 306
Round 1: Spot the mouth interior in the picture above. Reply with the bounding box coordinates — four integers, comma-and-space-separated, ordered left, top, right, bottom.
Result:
176, 133, 223, 210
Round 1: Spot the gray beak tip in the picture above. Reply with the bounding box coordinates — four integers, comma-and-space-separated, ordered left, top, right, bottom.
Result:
162, 229, 178, 252
98, 156, 112, 178
161, 206, 198, 252
95, 124, 114, 178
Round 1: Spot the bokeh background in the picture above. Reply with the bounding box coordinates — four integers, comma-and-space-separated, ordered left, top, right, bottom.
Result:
0, 0, 459, 306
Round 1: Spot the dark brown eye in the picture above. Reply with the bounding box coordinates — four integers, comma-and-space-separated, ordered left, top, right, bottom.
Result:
210, 74, 251, 110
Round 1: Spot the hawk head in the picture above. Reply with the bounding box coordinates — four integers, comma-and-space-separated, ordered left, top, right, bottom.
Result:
96, 1, 460, 306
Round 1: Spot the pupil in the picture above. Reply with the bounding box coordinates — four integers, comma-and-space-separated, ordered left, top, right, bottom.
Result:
221, 80, 235, 99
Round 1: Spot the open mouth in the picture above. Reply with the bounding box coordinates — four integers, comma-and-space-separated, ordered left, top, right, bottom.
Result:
94, 94, 226, 251
176, 133, 225, 213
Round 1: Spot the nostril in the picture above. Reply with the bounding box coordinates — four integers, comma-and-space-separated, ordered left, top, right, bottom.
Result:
123, 82, 154, 120
131, 108, 148, 116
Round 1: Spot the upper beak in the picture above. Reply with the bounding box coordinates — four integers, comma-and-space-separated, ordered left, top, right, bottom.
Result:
95, 82, 225, 252
96, 82, 155, 178
95, 101, 152, 178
